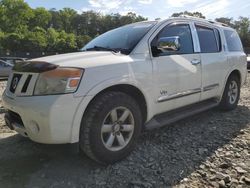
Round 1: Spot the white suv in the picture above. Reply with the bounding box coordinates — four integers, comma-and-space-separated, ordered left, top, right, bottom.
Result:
2, 17, 247, 164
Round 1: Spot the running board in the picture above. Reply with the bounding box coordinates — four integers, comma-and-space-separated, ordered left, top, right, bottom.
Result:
145, 99, 219, 130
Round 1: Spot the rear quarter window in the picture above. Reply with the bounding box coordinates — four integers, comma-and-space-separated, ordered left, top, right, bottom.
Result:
224, 30, 243, 52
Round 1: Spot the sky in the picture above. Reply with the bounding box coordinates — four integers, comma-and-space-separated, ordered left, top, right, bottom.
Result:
24, 0, 250, 20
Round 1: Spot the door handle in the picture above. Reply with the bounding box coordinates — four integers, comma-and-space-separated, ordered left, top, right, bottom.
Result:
191, 59, 201, 65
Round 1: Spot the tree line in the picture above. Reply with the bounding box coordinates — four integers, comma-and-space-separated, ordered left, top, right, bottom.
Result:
0, 1, 249, 55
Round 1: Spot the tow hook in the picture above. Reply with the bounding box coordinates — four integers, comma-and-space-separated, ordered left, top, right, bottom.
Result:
0, 107, 6, 114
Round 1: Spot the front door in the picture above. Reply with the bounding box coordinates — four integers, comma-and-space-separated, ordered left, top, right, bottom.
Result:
150, 22, 202, 114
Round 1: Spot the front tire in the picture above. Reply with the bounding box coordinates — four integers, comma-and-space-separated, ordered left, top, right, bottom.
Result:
79, 91, 142, 164
219, 75, 241, 111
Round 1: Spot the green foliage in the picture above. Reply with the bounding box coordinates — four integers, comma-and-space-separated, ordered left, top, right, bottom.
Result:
234, 17, 250, 47
215, 17, 234, 27
76, 35, 92, 49
0, 0, 249, 55
29, 7, 52, 29
23, 27, 47, 52
55, 31, 77, 53
0, 31, 5, 51
0, 0, 34, 32
0, 0, 147, 54
2, 32, 23, 52
215, 17, 250, 48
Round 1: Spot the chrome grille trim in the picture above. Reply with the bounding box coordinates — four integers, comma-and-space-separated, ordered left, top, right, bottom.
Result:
6, 71, 39, 97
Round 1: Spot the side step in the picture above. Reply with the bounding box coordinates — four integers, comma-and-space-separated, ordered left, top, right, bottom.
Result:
145, 99, 219, 130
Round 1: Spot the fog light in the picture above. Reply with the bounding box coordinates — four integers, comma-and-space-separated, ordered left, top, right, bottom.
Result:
29, 121, 40, 134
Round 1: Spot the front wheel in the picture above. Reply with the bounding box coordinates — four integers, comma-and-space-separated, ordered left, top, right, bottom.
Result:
219, 75, 241, 111
79, 92, 142, 164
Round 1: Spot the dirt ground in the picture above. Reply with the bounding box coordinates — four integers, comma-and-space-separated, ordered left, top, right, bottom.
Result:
0, 73, 249, 188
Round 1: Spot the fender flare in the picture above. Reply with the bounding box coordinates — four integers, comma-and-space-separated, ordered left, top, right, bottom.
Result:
69, 77, 152, 143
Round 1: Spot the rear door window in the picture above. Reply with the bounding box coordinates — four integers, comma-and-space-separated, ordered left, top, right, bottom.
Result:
195, 25, 221, 53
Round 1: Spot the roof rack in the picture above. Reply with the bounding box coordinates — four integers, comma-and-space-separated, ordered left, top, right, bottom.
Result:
177, 14, 206, 21
207, 20, 229, 27
173, 15, 229, 27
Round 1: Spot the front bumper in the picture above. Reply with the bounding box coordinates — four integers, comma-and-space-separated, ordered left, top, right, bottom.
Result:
2, 92, 83, 144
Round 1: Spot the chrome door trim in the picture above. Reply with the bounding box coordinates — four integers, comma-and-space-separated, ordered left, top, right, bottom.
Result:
158, 88, 201, 103
203, 84, 219, 92
190, 21, 201, 53
157, 83, 219, 103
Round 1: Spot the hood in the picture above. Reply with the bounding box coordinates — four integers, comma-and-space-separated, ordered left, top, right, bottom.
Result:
31, 51, 133, 68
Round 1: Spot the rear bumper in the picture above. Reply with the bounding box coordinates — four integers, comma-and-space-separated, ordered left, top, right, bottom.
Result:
2, 92, 83, 144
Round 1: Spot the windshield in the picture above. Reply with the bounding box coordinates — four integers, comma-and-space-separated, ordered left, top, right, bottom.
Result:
82, 21, 157, 55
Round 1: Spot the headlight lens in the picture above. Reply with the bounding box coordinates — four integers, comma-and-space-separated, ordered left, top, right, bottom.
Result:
34, 68, 84, 95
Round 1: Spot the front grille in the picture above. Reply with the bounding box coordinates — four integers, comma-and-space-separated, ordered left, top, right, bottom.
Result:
21, 75, 32, 93
10, 73, 22, 93
7, 72, 38, 96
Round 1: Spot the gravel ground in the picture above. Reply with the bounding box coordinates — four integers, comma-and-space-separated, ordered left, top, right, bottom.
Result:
0, 74, 249, 188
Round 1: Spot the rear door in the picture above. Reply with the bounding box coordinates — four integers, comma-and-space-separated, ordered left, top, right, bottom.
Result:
150, 22, 202, 114
194, 24, 228, 100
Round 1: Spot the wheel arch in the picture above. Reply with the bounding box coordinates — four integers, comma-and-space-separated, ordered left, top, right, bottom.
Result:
70, 83, 149, 143
219, 69, 242, 101
228, 69, 242, 84
86, 84, 148, 124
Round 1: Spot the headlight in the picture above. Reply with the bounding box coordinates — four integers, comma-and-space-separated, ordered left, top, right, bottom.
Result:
34, 67, 84, 95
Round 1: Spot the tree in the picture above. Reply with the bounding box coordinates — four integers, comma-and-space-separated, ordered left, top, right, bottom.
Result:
215, 17, 234, 27
0, 31, 5, 51
2, 33, 23, 52
22, 27, 47, 52
120, 12, 147, 25
11, 1, 250, 54
55, 31, 77, 53
76, 35, 92, 49
29, 7, 52, 29
48, 9, 63, 30
0, 0, 34, 32
171, 11, 205, 19
46, 28, 59, 52
234, 17, 250, 47
59, 8, 78, 33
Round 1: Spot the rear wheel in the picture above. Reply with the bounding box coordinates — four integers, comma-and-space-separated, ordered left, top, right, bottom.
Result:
219, 75, 240, 111
79, 91, 142, 164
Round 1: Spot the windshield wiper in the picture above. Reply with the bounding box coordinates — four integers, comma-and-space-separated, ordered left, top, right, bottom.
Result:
85, 46, 119, 53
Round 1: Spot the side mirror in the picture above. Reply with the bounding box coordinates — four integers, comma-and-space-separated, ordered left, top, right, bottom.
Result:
157, 36, 180, 52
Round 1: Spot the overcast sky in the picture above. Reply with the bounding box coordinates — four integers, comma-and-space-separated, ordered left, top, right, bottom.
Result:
24, 0, 250, 20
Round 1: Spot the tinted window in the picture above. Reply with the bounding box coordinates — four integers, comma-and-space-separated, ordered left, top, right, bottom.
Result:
151, 24, 194, 56
214, 29, 222, 51
82, 21, 157, 55
196, 25, 220, 53
224, 30, 243, 52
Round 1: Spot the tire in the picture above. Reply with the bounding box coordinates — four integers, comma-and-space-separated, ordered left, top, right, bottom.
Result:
79, 91, 142, 164
219, 75, 241, 111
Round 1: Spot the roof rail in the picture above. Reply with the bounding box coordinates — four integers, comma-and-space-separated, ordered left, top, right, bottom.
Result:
208, 20, 229, 27
173, 15, 229, 27
177, 14, 206, 21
